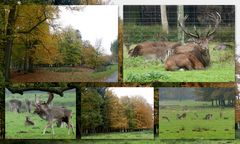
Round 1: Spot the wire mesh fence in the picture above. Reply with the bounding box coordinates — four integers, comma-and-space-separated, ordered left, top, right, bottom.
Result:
123, 5, 235, 45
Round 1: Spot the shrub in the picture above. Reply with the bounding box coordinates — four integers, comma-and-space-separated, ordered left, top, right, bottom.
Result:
126, 71, 169, 82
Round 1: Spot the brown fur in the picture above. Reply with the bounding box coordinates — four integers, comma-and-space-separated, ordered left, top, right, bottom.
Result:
165, 43, 210, 71
129, 41, 181, 61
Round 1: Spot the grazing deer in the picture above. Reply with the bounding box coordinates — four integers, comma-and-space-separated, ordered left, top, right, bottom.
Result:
162, 116, 170, 122
25, 116, 34, 126
177, 112, 186, 120
33, 92, 74, 135
25, 99, 31, 113
165, 12, 221, 71
9, 99, 22, 113
204, 114, 213, 120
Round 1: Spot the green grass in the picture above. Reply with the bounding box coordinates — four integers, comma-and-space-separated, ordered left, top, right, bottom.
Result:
90, 64, 118, 80
77, 140, 238, 144
123, 42, 235, 82
5, 91, 76, 139
81, 130, 154, 139
159, 100, 235, 139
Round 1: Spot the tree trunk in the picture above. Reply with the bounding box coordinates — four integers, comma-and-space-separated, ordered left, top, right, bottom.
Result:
4, 5, 17, 81
28, 57, 33, 73
177, 5, 184, 44
160, 5, 169, 34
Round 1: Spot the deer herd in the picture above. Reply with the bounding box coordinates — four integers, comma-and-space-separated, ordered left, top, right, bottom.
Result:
8, 92, 74, 135
128, 12, 221, 71
162, 111, 226, 122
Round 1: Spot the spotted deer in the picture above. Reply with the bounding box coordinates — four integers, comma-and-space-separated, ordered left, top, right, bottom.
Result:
33, 92, 74, 135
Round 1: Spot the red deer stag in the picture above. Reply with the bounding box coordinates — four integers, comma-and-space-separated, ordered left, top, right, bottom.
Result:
165, 12, 221, 71
34, 92, 74, 135
129, 41, 181, 62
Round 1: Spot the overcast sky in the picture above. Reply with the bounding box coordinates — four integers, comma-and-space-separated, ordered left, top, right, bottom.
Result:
108, 87, 154, 106
55, 5, 118, 55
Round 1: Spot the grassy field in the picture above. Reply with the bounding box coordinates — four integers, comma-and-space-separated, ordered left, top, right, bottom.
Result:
81, 130, 154, 139
159, 100, 235, 139
5, 90, 76, 139
2, 139, 239, 144
123, 43, 235, 82
10, 64, 118, 82
78, 140, 238, 144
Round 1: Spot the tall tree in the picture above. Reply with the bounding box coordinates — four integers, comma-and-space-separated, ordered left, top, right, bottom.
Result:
81, 88, 103, 134
110, 39, 118, 63
177, 5, 184, 44
58, 26, 83, 66
104, 90, 128, 131
3, 4, 58, 81
160, 5, 169, 34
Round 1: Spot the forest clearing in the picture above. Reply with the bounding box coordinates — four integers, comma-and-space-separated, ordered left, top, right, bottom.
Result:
5, 89, 76, 139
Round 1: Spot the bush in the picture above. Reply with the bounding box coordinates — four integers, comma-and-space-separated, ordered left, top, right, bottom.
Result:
126, 71, 169, 82
124, 24, 234, 44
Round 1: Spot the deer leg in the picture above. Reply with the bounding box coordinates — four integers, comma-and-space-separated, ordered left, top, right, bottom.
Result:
51, 123, 55, 135
43, 122, 51, 135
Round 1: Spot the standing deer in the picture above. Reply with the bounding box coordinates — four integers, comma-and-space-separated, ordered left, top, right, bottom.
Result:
33, 92, 75, 135
9, 99, 22, 113
165, 12, 221, 71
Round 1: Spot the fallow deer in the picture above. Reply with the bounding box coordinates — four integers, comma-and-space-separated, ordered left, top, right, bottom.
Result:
25, 116, 34, 126
177, 112, 187, 120
203, 113, 213, 120
34, 92, 75, 135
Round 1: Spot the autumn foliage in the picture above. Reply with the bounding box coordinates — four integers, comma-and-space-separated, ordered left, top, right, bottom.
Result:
81, 88, 153, 135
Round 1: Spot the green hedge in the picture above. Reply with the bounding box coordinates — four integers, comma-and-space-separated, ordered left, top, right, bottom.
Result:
124, 24, 234, 44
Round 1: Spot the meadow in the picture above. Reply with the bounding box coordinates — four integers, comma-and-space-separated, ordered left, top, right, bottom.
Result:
5, 90, 76, 139
81, 130, 154, 139
123, 42, 235, 82
159, 100, 235, 139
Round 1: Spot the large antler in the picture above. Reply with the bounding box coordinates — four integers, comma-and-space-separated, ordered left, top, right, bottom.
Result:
206, 12, 221, 38
178, 15, 200, 39
46, 92, 54, 105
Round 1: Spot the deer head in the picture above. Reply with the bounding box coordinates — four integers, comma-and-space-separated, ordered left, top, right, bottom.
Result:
34, 92, 54, 111
179, 12, 221, 50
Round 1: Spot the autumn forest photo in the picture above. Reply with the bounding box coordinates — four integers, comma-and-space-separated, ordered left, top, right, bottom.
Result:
2, 5, 118, 82
81, 87, 154, 139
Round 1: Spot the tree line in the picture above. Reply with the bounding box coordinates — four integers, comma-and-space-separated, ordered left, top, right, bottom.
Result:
81, 88, 153, 135
160, 87, 236, 107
